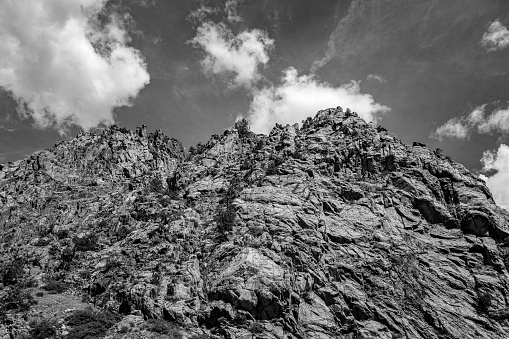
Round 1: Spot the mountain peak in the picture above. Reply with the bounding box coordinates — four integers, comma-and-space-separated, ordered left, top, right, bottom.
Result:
1, 108, 509, 338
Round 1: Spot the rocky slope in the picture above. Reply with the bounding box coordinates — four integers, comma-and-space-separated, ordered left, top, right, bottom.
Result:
1, 107, 509, 339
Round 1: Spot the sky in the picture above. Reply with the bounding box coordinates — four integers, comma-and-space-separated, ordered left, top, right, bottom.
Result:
0, 0, 509, 209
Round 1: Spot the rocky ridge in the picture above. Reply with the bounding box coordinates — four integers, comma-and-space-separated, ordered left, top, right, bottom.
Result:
1, 107, 509, 338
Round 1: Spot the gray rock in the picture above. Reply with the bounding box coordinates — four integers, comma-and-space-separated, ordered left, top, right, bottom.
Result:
1, 108, 509, 339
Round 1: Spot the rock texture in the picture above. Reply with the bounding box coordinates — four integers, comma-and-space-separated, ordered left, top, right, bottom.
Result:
2, 108, 509, 338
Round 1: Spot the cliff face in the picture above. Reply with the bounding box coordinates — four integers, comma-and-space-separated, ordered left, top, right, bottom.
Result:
1, 107, 509, 339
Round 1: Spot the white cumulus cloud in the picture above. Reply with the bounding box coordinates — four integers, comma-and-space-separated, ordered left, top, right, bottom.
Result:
478, 107, 509, 134
481, 20, 509, 52
246, 67, 390, 134
431, 104, 509, 141
190, 21, 273, 88
481, 144, 509, 210
189, 3, 389, 133
431, 119, 470, 141
0, 0, 150, 132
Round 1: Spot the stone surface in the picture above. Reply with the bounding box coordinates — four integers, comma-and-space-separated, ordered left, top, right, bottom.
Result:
1, 108, 509, 338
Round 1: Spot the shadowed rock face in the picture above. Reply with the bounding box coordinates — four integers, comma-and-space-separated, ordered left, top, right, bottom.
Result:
1, 108, 509, 338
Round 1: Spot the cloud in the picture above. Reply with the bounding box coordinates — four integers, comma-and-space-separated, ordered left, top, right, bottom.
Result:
367, 74, 387, 83
481, 20, 509, 52
431, 105, 485, 140
431, 119, 470, 141
246, 67, 390, 134
310, 0, 368, 73
190, 21, 274, 88
188, 1, 243, 25
431, 104, 509, 140
0, 0, 150, 133
225, 0, 244, 24
478, 107, 509, 134
187, 5, 217, 23
466, 105, 486, 125
0, 125, 15, 133
481, 144, 509, 210
188, 2, 389, 133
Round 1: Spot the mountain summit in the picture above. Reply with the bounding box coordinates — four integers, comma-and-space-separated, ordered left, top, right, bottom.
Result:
1, 107, 509, 339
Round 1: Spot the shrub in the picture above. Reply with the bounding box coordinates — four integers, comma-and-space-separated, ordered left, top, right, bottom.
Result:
189, 142, 206, 156
65, 308, 121, 339
34, 237, 51, 247
60, 246, 75, 263
190, 334, 211, 339
102, 258, 122, 272
115, 225, 131, 241
302, 117, 313, 129
478, 291, 493, 314
167, 171, 180, 192
149, 176, 165, 194
215, 178, 241, 235
254, 139, 265, 151
28, 318, 59, 339
73, 232, 99, 252
48, 243, 59, 256
240, 158, 254, 171
67, 321, 109, 339
118, 325, 129, 333
0, 250, 31, 286
0, 284, 36, 313
266, 156, 284, 175
292, 150, 304, 160
235, 119, 251, 139
250, 322, 265, 333
43, 279, 69, 294
144, 319, 182, 338
66, 308, 120, 327
215, 204, 237, 234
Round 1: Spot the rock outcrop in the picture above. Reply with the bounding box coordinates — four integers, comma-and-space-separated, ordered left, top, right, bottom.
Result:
1, 107, 509, 338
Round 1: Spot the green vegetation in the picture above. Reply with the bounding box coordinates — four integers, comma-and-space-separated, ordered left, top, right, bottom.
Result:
0, 249, 37, 325
43, 279, 69, 294
292, 150, 304, 160
143, 319, 182, 338
0, 284, 36, 314
215, 178, 241, 235
478, 291, 494, 314
249, 321, 265, 333
0, 249, 33, 286
65, 308, 121, 339
235, 119, 251, 139
266, 155, 284, 175
27, 318, 59, 339
149, 176, 166, 194
189, 334, 211, 339
73, 232, 99, 251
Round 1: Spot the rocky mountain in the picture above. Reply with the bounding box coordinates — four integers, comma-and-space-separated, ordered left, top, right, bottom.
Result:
1, 107, 509, 339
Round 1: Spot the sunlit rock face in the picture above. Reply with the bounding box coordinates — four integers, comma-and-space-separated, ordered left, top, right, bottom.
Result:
1, 107, 509, 338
